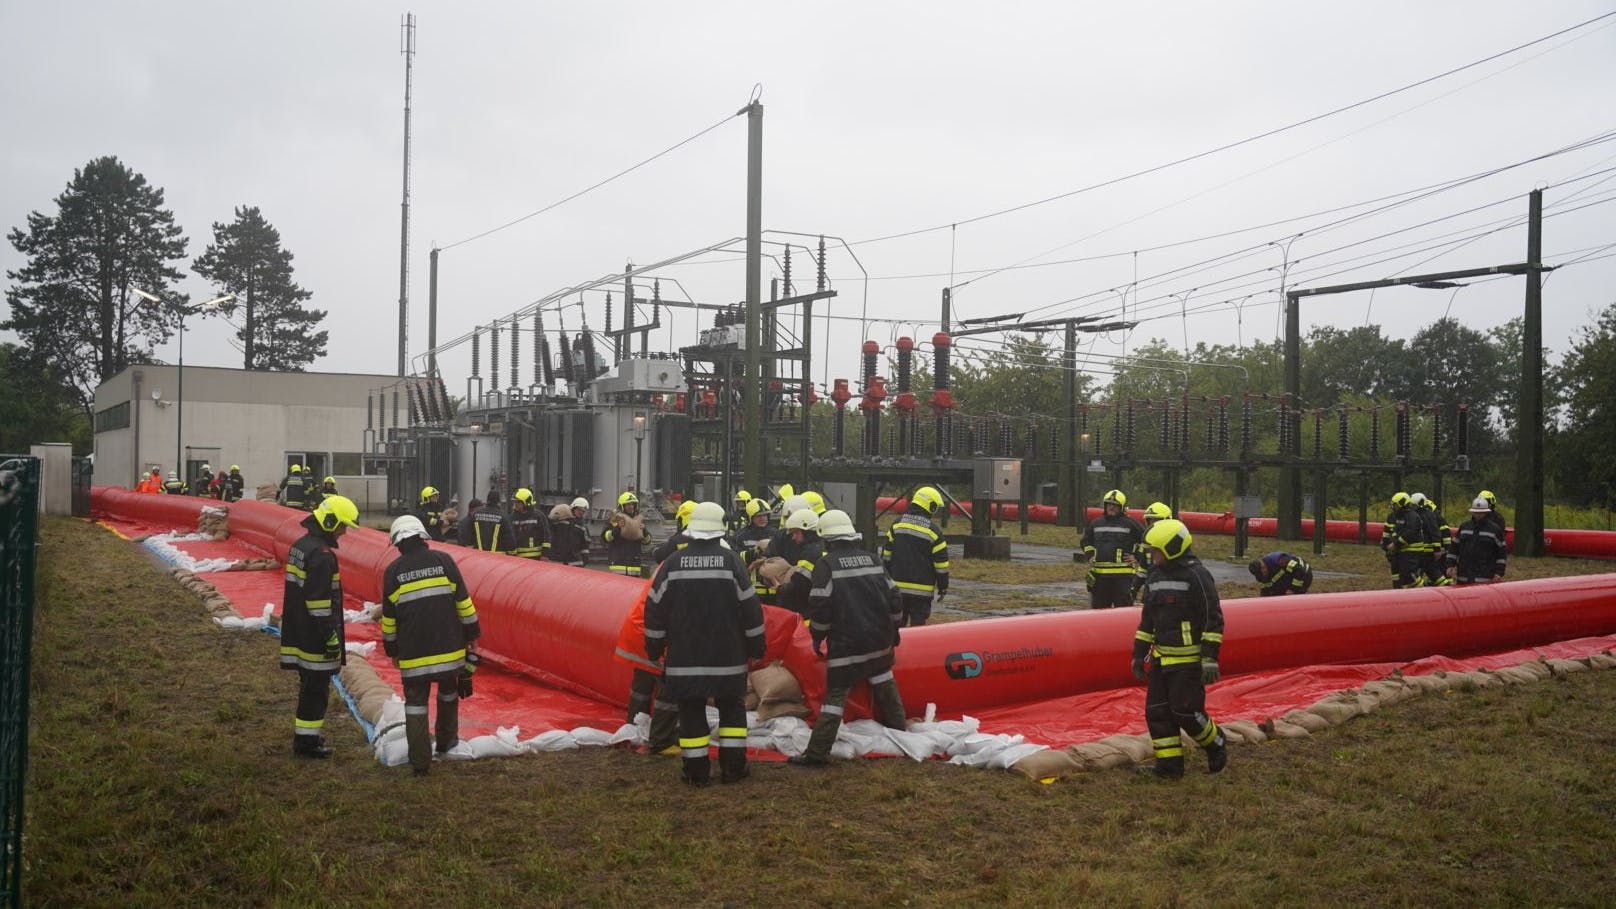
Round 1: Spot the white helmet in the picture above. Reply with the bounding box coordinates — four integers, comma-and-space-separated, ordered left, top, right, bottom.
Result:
1409, 492, 1428, 507
1469, 496, 1491, 513
570, 496, 590, 511
779, 495, 811, 518
817, 509, 857, 540
784, 509, 819, 532
686, 501, 727, 539
389, 514, 429, 546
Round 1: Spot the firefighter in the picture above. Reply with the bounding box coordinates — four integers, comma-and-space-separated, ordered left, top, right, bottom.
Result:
651, 500, 699, 564
1448, 497, 1509, 584
602, 491, 648, 576
732, 499, 776, 599
790, 510, 907, 768
319, 476, 339, 500
1411, 493, 1452, 586
880, 486, 950, 627
207, 468, 226, 499
188, 463, 213, 497
802, 490, 828, 517
161, 471, 186, 495
1381, 492, 1426, 589
381, 514, 480, 775
1132, 501, 1175, 601
470, 490, 512, 553
1476, 490, 1509, 578
1248, 552, 1314, 596
280, 494, 359, 758
136, 467, 162, 493
643, 501, 765, 786
570, 496, 591, 521
1132, 519, 1227, 779
455, 498, 482, 546
509, 488, 551, 560
280, 464, 309, 509
548, 503, 590, 566
1080, 489, 1144, 608
730, 489, 753, 535
414, 486, 447, 541
741, 494, 809, 565
774, 508, 826, 616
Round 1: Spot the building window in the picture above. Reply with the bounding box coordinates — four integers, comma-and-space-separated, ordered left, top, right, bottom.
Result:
94, 401, 130, 433
332, 452, 364, 476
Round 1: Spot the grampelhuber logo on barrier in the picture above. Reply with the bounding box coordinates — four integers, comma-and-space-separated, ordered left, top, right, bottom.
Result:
944, 651, 983, 680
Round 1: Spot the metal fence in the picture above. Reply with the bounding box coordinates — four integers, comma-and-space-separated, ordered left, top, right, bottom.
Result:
0, 456, 40, 909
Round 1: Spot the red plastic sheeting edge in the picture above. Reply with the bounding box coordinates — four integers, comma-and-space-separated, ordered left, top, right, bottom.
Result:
874, 497, 1616, 560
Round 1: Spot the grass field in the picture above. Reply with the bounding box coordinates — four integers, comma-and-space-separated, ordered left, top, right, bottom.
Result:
23, 515, 1616, 907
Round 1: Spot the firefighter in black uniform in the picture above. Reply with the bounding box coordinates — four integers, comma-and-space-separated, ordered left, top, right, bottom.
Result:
223, 465, 245, 502
382, 515, 481, 774
280, 464, 309, 509
1080, 489, 1144, 608
643, 502, 765, 786
790, 510, 908, 767
413, 486, 447, 542
509, 488, 551, 560
280, 494, 360, 757
1476, 490, 1509, 579
190, 463, 214, 497
602, 491, 648, 576
1248, 552, 1314, 595
730, 489, 753, 536
1447, 496, 1509, 584
1381, 492, 1426, 589
1133, 519, 1227, 779
470, 490, 512, 553
1132, 501, 1174, 601
739, 494, 811, 579
1412, 492, 1452, 586
881, 485, 950, 627
732, 499, 776, 601
651, 500, 699, 564
547, 503, 590, 566
774, 508, 826, 616
161, 471, 186, 495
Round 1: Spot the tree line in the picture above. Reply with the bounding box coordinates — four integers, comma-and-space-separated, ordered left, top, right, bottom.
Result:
2, 155, 328, 452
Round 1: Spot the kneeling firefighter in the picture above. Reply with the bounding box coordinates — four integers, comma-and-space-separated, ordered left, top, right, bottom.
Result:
280, 494, 360, 758
1132, 519, 1227, 779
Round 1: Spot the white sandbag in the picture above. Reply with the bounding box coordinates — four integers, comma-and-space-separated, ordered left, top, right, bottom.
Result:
522, 730, 580, 752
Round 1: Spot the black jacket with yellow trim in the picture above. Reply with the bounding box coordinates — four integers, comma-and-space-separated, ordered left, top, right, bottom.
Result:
880, 508, 950, 597
1132, 554, 1224, 670
280, 519, 343, 674
381, 541, 480, 679
1081, 512, 1144, 575
809, 539, 902, 689
642, 538, 765, 700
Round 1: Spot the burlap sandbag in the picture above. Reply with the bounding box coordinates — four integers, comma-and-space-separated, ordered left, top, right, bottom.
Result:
1303, 700, 1359, 726
1546, 658, 1587, 676
1011, 748, 1081, 780
1287, 708, 1335, 731
613, 512, 645, 541
1588, 652, 1616, 670
1065, 741, 1136, 771
750, 661, 801, 703
755, 700, 811, 721
744, 676, 759, 712
1514, 660, 1553, 681
1263, 717, 1311, 739
340, 659, 396, 727
1221, 719, 1267, 745
255, 483, 279, 502
1361, 678, 1417, 708
1403, 673, 1451, 694
1492, 665, 1538, 685
1449, 669, 1503, 689
754, 557, 793, 588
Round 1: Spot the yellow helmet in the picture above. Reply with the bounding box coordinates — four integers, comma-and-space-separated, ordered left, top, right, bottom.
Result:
1143, 502, 1173, 523
912, 486, 944, 514
676, 499, 698, 528
1478, 489, 1497, 508
1144, 518, 1192, 560
323, 476, 336, 486
617, 491, 638, 508
1390, 491, 1411, 508
803, 490, 826, 515
290, 464, 302, 474
1102, 489, 1127, 507
734, 489, 752, 504
313, 495, 359, 532
777, 483, 795, 500
514, 488, 536, 506
745, 499, 766, 518
420, 486, 439, 504
229, 465, 241, 472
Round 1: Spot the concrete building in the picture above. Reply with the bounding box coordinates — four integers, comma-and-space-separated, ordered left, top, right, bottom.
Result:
93, 364, 426, 513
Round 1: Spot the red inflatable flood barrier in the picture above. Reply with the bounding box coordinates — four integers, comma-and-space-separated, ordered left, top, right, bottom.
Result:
95, 487, 1616, 725
875, 497, 1616, 560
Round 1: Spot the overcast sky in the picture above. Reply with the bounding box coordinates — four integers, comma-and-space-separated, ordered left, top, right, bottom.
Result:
3, 1, 1614, 399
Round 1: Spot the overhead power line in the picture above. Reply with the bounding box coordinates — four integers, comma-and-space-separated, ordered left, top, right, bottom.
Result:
851, 10, 1616, 247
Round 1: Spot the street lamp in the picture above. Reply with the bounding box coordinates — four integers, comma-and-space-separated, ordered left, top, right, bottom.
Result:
134, 289, 234, 482
631, 413, 648, 496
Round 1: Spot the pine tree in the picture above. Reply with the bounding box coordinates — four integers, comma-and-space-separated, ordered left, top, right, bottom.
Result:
3, 156, 189, 406
192, 205, 327, 371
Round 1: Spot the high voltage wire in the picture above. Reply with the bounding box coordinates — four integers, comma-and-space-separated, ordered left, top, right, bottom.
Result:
851, 10, 1616, 247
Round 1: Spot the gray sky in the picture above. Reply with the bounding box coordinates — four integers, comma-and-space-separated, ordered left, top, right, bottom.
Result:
3, 1, 1614, 397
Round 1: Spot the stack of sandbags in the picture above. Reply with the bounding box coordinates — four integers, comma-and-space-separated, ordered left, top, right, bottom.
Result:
169, 567, 241, 621
751, 556, 793, 590
340, 658, 396, 729
1062, 733, 1154, 771
750, 660, 809, 721
221, 557, 281, 571
255, 483, 279, 503
196, 505, 230, 540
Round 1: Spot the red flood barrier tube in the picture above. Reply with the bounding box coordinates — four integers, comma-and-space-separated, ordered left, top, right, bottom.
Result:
782, 574, 1616, 717
874, 497, 1616, 560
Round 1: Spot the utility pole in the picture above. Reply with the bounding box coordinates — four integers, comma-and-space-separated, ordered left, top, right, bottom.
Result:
742, 98, 764, 493
1516, 189, 1545, 556
940, 286, 952, 334
1060, 319, 1078, 525
427, 246, 439, 375
396, 12, 417, 377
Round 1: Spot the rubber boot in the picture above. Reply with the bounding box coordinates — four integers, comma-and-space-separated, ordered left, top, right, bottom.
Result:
681, 753, 711, 787
1206, 743, 1228, 774
719, 743, 749, 784
1137, 756, 1184, 779
406, 711, 432, 772
292, 734, 332, 759
649, 708, 680, 755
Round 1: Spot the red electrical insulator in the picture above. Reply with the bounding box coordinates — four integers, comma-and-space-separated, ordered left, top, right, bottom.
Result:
674, 393, 686, 411
830, 378, 853, 408
929, 388, 955, 411
804, 385, 819, 406
894, 391, 917, 413
769, 379, 784, 392
652, 393, 665, 411
861, 375, 888, 412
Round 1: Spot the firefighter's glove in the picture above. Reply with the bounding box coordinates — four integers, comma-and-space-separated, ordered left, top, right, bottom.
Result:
1131, 658, 1147, 681
324, 631, 342, 662
1084, 570, 1097, 593
1201, 660, 1221, 685
459, 650, 480, 699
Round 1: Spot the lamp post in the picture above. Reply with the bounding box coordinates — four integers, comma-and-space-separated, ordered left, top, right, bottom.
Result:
631, 413, 647, 495
134, 290, 234, 482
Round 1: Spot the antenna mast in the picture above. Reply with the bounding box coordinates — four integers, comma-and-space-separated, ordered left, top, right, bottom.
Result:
397, 12, 417, 376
